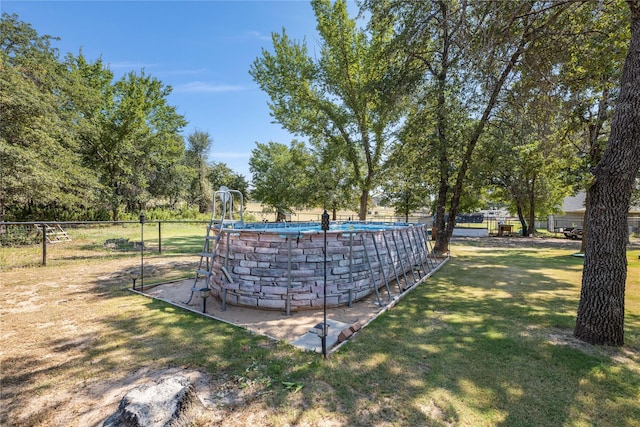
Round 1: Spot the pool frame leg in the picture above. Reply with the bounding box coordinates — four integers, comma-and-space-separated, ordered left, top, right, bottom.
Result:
362, 235, 383, 307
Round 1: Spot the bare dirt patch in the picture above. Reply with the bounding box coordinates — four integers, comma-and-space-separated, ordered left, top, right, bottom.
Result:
0, 256, 202, 426
0, 250, 429, 426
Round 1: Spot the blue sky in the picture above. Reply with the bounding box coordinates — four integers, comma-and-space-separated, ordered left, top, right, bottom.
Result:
3, 1, 359, 180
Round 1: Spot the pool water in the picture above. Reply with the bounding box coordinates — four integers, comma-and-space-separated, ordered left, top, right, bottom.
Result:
236, 221, 411, 233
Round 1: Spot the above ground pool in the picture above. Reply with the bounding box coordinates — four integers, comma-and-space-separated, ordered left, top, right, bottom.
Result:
197, 220, 442, 312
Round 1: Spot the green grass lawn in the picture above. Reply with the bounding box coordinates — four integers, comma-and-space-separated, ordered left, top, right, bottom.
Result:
2, 235, 639, 426
0, 221, 205, 269
302, 242, 639, 426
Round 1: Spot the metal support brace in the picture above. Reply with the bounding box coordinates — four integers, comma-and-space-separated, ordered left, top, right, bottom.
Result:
410, 227, 427, 275
419, 227, 430, 272
405, 228, 424, 278
372, 234, 392, 301
421, 225, 436, 270
348, 233, 354, 284
225, 230, 231, 271
399, 230, 418, 284
383, 232, 402, 293
425, 228, 439, 267
392, 231, 411, 287
345, 232, 355, 307
286, 236, 292, 316
420, 225, 436, 270
417, 225, 434, 270
286, 293, 291, 316
411, 227, 429, 274
362, 235, 383, 307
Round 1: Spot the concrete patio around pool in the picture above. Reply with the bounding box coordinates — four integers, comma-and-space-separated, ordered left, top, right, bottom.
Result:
141, 255, 448, 354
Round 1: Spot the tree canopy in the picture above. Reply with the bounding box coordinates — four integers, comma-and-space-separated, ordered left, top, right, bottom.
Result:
249, 140, 315, 220
0, 13, 250, 221
1, 14, 101, 220
250, 0, 405, 220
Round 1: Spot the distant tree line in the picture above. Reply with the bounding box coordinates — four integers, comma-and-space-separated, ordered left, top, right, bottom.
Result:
0, 13, 247, 222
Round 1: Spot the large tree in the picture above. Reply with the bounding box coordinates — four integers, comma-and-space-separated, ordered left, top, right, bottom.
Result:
574, 0, 640, 346
367, 0, 590, 254
249, 140, 315, 221
0, 13, 100, 221
555, 4, 629, 252
184, 130, 213, 213
250, 0, 404, 220
85, 70, 186, 220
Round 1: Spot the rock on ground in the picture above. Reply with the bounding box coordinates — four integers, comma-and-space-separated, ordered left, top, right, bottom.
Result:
103, 375, 204, 427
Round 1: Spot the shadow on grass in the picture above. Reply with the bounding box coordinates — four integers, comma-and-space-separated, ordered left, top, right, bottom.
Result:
0, 290, 290, 425
308, 249, 640, 426
4, 243, 638, 426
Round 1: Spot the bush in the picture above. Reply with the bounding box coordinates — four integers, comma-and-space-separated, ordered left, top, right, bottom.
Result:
0, 225, 40, 247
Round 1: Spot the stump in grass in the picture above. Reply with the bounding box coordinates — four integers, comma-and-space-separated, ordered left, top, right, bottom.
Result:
103, 375, 205, 427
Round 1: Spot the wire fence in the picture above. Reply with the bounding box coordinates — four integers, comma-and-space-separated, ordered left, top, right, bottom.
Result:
2, 214, 639, 269
0, 220, 207, 269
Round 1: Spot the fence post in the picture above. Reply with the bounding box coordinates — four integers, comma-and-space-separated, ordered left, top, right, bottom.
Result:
42, 223, 47, 266
158, 221, 162, 253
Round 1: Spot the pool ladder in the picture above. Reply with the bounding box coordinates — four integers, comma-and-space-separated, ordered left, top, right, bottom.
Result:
185, 187, 243, 305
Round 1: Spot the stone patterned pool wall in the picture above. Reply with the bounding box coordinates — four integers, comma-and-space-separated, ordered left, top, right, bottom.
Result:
208, 224, 434, 311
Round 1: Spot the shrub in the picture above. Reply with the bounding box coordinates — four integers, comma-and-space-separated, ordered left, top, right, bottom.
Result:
0, 225, 40, 247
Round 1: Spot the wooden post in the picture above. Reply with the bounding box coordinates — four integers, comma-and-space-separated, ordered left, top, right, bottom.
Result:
158, 221, 162, 253
42, 223, 47, 266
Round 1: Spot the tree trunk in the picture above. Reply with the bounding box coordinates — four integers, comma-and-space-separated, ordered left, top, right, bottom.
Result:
527, 175, 537, 237
433, 177, 449, 255
433, 74, 450, 254
574, 1, 640, 346
516, 203, 528, 236
432, 11, 451, 255
581, 86, 609, 253
580, 192, 589, 253
358, 189, 368, 221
